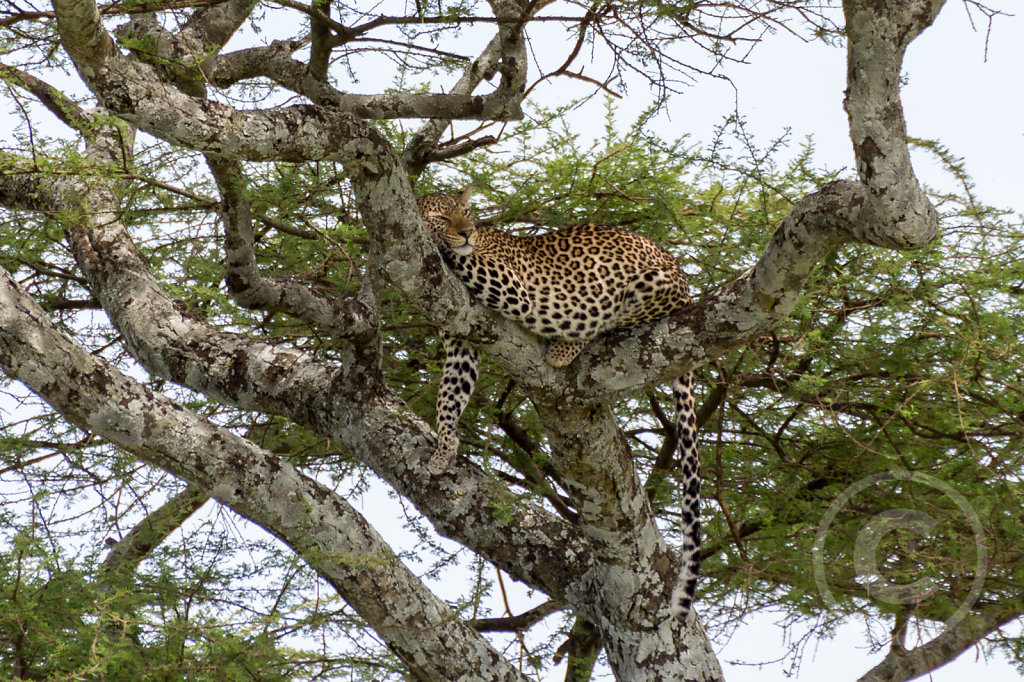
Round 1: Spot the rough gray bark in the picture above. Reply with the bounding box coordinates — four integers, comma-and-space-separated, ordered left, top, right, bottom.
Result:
0, 0, 951, 679
0, 264, 531, 682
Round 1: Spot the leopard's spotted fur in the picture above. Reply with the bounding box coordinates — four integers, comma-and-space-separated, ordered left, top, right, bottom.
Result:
418, 189, 701, 620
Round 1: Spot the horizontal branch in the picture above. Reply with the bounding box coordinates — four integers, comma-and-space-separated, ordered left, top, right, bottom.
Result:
270, 0, 583, 38
0, 0, 226, 27
53, 0, 524, 165
470, 600, 562, 633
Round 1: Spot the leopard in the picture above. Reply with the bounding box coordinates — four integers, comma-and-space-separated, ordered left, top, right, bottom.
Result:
417, 188, 701, 621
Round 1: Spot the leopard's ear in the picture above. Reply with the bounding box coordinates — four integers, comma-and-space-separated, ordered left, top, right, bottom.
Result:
456, 187, 473, 206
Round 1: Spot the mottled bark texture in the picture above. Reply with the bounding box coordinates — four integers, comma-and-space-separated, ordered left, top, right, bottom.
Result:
0, 263, 530, 682
0, 0, 947, 679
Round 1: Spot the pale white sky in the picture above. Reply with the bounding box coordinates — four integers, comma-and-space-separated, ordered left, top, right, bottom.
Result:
643, 1, 1022, 215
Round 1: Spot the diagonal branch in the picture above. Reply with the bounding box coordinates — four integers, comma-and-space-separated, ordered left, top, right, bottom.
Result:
0, 265, 530, 682
0, 62, 92, 132
206, 155, 379, 338
98, 483, 210, 588
534, 399, 670, 623
53, 0, 117, 69
857, 608, 1015, 682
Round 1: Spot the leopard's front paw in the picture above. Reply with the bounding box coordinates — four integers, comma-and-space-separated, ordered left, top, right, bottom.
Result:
428, 433, 459, 474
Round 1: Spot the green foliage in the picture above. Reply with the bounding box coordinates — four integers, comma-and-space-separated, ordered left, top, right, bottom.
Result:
683, 133, 1024, 651
423, 106, 1024, 662
0, 526, 321, 680
3, 83, 1024, 676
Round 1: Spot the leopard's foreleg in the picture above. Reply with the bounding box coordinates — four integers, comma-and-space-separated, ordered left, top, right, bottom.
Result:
429, 333, 481, 474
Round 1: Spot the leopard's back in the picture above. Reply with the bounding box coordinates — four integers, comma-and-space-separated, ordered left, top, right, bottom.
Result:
450, 223, 690, 342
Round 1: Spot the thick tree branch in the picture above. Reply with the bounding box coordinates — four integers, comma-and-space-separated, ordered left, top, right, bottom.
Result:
843, 0, 943, 249
0, 156, 55, 211
0, 266, 530, 682
200, 36, 519, 121
180, 0, 258, 58
53, 0, 117, 68
532, 398, 712, 679
534, 401, 669, 618
200, 39, 307, 87
307, 0, 330, 80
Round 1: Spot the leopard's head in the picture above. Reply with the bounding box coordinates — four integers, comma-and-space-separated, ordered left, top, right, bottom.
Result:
417, 188, 476, 256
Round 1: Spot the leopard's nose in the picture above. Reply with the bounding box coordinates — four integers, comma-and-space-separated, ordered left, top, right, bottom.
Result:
460, 228, 475, 238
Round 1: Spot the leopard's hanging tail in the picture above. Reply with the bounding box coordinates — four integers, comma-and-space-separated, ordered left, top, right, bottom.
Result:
669, 373, 701, 619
